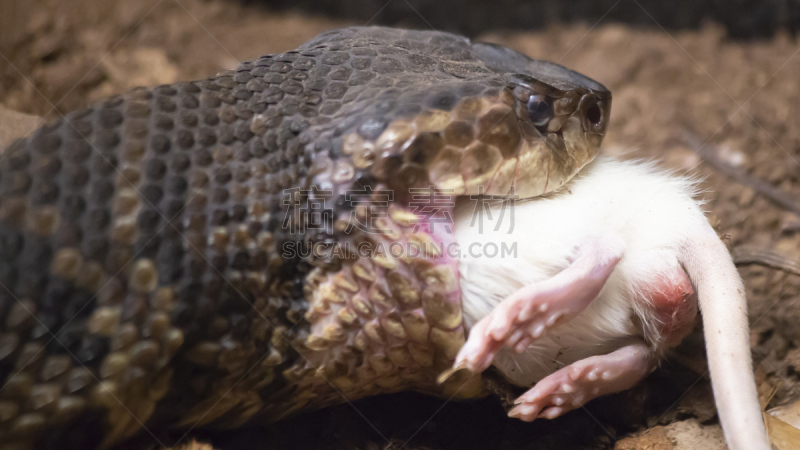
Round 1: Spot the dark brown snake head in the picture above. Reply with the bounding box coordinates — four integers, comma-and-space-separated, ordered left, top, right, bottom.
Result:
304, 27, 611, 201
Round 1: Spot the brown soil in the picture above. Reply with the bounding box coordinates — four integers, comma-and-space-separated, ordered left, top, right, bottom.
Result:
2, 0, 800, 449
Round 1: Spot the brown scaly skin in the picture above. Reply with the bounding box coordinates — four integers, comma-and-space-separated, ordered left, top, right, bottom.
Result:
0, 27, 610, 449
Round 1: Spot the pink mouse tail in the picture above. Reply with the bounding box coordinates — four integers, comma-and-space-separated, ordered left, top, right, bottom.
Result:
680, 222, 769, 450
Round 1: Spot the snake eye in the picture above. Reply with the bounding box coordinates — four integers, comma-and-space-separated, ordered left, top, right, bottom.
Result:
526, 94, 552, 129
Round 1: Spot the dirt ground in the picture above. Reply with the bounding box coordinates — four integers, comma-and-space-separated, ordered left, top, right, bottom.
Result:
2, 0, 800, 449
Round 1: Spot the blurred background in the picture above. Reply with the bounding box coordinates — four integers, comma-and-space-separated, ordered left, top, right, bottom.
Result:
2, 0, 800, 449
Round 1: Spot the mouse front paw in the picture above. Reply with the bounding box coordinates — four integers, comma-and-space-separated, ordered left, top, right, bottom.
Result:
453, 292, 573, 373
453, 237, 625, 374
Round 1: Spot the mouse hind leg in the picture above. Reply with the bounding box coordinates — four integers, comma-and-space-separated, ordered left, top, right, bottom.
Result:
507, 340, 655, 420
455, 235, 626, 373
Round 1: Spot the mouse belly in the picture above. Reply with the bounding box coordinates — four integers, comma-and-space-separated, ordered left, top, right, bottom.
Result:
460, 250, 699, 388
457, 246, 700, 422
488, 318, 641, 387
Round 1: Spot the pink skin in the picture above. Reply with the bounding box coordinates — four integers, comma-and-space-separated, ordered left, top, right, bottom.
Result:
455, 237, 625, 373
650, 269, 697, 347
455, 237, 697, 422
507, 342, 654, 420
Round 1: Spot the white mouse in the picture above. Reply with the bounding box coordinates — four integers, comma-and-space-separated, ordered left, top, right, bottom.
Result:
451, 157, 769, 450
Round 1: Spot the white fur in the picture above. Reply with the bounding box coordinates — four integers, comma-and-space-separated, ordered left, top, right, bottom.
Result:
455, 157, 702, 385
454, 157, 768, 449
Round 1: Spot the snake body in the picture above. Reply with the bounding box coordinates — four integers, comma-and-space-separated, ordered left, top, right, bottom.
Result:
0, 27, 610, 449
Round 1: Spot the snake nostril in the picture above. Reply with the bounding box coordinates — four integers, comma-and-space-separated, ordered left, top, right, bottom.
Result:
586, 102, 602, 125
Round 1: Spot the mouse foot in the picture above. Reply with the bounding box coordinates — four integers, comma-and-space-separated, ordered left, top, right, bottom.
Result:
507, 341, 654, 421
455, 236, 625, 373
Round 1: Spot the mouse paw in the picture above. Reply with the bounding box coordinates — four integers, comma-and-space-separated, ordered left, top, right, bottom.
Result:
454, 237, 624, 373
508, 342, 654, 421
454, 293, 573, 373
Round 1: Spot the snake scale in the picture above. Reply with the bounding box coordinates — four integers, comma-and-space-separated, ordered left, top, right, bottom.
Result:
0, 26, 610, 449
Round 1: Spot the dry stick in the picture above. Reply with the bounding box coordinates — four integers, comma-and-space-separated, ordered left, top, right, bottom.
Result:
731, 246, 800, 277
684, 130, 800, 275
683, 130, 800, 218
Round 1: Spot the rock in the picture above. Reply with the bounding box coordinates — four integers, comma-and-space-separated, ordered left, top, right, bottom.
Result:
765, 398, 800, 450
615, 419, 726, 450
661, 146, 702, 172
0, 105, 41, 150
93, 47, 179, 99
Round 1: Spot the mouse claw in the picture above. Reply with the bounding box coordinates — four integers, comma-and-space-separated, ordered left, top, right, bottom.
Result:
436, 362, 470, 384
508, 402, 542, 421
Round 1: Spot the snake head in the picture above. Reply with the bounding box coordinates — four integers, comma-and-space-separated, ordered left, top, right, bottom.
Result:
306, 28, 611, 203
467, 42, 612, 198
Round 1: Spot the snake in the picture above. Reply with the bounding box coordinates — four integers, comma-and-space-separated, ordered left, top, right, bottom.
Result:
0, 26, 610, 449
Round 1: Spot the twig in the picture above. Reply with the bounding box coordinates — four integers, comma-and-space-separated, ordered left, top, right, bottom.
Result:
732, 246, 800, 276
683, 130, 800, 217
